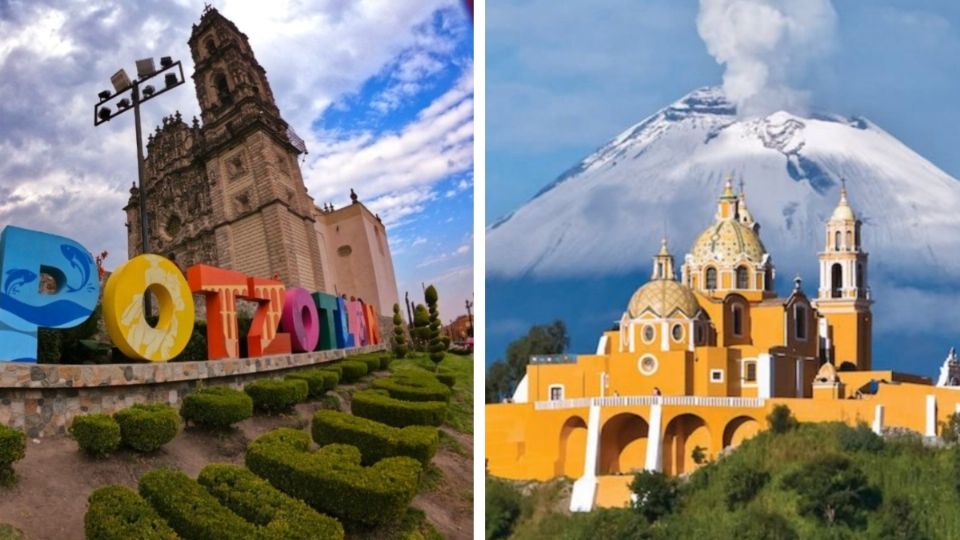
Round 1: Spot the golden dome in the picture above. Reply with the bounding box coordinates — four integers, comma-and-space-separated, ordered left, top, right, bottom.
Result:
831, 184, 856, 221
690, 218, 767, 267
627, 279, 700, 318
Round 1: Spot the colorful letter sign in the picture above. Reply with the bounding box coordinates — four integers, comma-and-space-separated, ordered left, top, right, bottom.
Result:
102, 254, 195, 362
187, 265, 248, 360
281, 288, 320, 352
247, 277, 292, 357
0, 225, 383, 363
0, 227, 100, 362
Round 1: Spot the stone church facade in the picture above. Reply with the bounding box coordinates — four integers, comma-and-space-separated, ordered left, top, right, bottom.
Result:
124, 7, 399, 317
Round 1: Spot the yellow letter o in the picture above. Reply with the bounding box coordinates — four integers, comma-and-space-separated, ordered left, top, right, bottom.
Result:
103, 254, 195, 362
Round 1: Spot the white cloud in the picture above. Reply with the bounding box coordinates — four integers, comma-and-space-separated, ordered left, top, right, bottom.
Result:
0, 0, 470, 272
304, 65, 474, 206
412, 236, 427, 246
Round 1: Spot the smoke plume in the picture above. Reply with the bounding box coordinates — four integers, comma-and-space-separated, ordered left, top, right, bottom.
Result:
697, 0, 836, 117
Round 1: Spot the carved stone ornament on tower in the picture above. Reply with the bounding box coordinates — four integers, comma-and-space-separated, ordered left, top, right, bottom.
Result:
936, 347, 960, 387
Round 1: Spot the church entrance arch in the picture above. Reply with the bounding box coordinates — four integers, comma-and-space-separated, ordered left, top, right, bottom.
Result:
662, 413, 711, 476
598, 413, 648, 475
556, 416, 588, 478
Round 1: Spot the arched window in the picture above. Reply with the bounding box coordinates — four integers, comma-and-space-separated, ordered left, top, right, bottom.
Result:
764, 267, 773, 291
215, 74, 232, 104
671, 323, 684, 342
846, 231, 852, 251
205, 38, 217, 56
795, 305, 807, 340
732, 305, 743, 336
856, 263, 863, 293
831, 263, 842, 298
736, 266, 749, 289
855, 227, 860, 249
706, 267, 717, 290
694, 324, 703, 345
834, 231, 841, 251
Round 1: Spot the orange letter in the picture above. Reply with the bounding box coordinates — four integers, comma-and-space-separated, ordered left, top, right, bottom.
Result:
187, 264, 248, 359
247, 277, 292, 357
363, 303, 381, 345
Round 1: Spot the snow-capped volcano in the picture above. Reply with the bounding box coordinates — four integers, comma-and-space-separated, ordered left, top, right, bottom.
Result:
487, 87, 960, 281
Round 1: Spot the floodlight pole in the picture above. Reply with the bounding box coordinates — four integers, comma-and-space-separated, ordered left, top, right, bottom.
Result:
132, 81, 150, 266
93, 59, 186, 316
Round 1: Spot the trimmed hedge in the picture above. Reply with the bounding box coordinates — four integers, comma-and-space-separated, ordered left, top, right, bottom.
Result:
311, 409, 438, 466
338, 360, 368, 383
245, 428, 421, 527
436, 371, 456, 388
285, 369, 339, 399
355, 355, 381, 373
244, 379, 308, 413
69, 414, 121, 457
371, 371, 452, 403
0, 424, 25, 476
114, 404, 179, 453
379, 355, 393, 370
84, 485, 178, 540
198, 463, 344, 539
318, 364, 342, 377
139, 468, 258, 539
351, 389, 446, 428
180, 386, 253, 429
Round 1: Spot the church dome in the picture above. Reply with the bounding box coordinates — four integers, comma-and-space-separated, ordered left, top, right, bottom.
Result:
831, 184, 856, 221
627, 279, 700, 318
689, 219, 767, 267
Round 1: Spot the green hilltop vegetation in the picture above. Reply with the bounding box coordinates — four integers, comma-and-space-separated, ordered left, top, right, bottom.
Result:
488, 406, 960, 540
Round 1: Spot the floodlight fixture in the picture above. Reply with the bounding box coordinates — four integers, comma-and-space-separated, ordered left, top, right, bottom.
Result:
165, 73, 178, 88
117, 98, 131, 109
143, 85, 156, 97
110, 69, 132, 93
98, 107, 111, 121
160, 56, 173, 68
98, 90, 111, 102
135, 58, 156, 79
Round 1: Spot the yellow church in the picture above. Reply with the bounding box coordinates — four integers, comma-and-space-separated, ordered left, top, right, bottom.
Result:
485, 178, 960, 510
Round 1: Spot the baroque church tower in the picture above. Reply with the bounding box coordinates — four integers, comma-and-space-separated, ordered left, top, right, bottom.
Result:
814, 183, 872, 370
125, 6, 399, 315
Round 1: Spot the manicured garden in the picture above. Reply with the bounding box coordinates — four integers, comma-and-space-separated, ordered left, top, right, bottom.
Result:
0, 349, 474, 540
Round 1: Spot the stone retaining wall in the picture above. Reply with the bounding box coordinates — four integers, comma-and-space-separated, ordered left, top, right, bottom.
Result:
0, 344, 386, 437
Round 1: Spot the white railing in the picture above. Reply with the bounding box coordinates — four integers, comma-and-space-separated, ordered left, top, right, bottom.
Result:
534, 395, 765, 410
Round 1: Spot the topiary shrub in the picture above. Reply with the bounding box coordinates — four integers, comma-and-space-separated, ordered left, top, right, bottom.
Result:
311, 409, 438, 466
338, 360, 368, 383
436, 371, 456, 388
139, 468, 259, 539
84, 485, 178, 540
351, 389, 446, 428
245, 428, 421, 527
379, 354, 393, 370
244, 378, 308, 413
69, 414, 121, 457
371, 371, 452, 402
0, 425, 26, 484
318, 364, 342, 377
350, 355, 380, 373
285, 369, 338, 399
198, 463, 344, 539
114, 404, 179, 453
180, 386, 253, 430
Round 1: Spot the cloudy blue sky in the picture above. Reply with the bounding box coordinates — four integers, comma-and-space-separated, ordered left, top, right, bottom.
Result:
487, 0, 960, 222
0, 0, 473, 321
